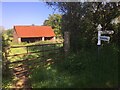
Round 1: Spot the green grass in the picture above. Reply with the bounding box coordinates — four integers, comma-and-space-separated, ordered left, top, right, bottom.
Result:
0, 61, 2, 88
3, 41, 63, 88
29, 43, 118, 88
30, 67, 74, 88
3, 40, 119, 88
10, 40, 63, 46
8, 41, 63, 62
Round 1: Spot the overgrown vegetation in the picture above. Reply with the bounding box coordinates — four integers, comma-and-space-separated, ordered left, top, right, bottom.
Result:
2, 29, 13, 88
2, 33, 63, 88
43, 14, 62, 37
29, 43, 118, 88
2, 1, 119, 88
3, 30, 119, 88
3, 42, 119, 88
46, 2, 120, 52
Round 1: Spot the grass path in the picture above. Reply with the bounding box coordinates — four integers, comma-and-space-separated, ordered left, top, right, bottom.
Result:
12, 64, 31, 89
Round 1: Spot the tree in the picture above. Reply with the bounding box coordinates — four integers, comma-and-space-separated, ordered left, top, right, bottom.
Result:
43, 14, 62, 37
2, 29, 13, 77
46, 2, 120, 52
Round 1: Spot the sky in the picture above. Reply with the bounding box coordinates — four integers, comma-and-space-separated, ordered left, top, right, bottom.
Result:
2, 2, 60, 29
0, 2, 2, 27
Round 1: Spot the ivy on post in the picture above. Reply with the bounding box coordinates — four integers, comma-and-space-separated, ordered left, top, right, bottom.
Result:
3, 46, 11, 77
64, 31, 70, 56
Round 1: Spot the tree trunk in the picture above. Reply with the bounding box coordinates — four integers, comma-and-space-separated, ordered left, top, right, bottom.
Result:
64, 31, 70, 56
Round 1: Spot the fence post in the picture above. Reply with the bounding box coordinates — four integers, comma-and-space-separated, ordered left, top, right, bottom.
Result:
3, 46, 10, 77
64, 31, 70, 56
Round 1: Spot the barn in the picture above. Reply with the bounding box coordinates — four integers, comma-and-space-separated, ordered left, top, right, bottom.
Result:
13, 25, 55, 43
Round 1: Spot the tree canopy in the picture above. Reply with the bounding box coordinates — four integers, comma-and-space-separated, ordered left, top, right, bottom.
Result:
43, 14, 62, 37
46, 2, 120, 52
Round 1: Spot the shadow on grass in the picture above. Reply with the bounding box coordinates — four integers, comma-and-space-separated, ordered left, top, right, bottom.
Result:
3, 43, 118, 88
29, 44, 118, 88
2, 71, 14, 89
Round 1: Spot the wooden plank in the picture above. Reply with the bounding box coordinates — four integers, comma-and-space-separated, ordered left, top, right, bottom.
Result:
9, 55, 51, 65
14, 70, 28, 75
10, 43, 63, 48
9, 57, 41, 64
7, 48, 61, 57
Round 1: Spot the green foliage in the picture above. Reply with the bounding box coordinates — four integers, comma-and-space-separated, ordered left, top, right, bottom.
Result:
2, 29, 13, 46
112, 23, 120, 44
43, 14, 62, 37
3, 2, 120, 87
47, 2, 120, 52
30, 67, 74, 88
2, 29, 14, 89
30, 44, 118, 88
3, 32, 118, 88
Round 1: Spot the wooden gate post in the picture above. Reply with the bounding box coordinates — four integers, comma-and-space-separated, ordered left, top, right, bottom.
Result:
64, 31, 70, 56
3, 46, 10, 77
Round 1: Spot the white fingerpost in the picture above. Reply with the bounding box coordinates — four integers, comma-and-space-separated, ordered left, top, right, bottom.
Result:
97, 24, 114, 46
100, 36, 110, 42
97, 24, 102, 46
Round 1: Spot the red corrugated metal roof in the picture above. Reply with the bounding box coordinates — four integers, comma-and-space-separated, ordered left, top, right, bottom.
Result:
14, 26, 55, 38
